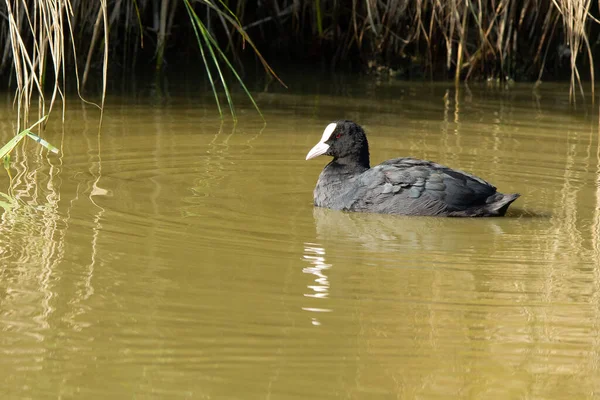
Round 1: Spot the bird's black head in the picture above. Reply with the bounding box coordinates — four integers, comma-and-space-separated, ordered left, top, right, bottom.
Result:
305, 120, 370, 168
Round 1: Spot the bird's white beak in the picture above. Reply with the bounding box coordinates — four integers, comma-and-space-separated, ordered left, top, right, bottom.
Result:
306, 122, 337, 160
306, 141, 330, 160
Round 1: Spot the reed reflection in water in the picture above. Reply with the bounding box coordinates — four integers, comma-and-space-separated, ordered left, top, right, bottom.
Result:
0, 82, 599, 398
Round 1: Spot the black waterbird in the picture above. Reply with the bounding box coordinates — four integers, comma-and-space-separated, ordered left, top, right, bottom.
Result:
306, 120, 519, 217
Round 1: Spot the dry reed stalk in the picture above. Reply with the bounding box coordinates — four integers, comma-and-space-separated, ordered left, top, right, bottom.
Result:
551, 0, 595, 100
156, 0, 170, 71
2, 0, 599, 119
345, 0, 597, 95
3, 0, 108, 129
455, 3, 468, 84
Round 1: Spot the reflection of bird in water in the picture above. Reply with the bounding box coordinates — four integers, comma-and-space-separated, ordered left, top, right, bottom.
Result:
301, 243, 332, 326
312, 207, 514, 255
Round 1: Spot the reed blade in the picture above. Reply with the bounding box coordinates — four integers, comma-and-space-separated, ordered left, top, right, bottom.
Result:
0, 115, 58, 159
184, 0, 224, 118
26, 133, 60, 154
0, 131, 28, 160
199, 22, 264, 120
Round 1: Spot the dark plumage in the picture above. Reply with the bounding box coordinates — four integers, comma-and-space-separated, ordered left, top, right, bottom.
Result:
305, 120, 520, 217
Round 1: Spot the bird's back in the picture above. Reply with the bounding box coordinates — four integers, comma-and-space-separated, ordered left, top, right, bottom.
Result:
316, 158, 518, 216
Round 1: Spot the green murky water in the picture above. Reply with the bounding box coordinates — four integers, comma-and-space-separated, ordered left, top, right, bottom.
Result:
1, 81, 600, 398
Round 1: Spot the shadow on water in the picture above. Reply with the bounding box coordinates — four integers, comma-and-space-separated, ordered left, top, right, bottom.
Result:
311, 206, 523, 254
506, 207, 552, 218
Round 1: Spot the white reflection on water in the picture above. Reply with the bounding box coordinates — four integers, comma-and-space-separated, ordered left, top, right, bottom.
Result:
301, 243, 333, 326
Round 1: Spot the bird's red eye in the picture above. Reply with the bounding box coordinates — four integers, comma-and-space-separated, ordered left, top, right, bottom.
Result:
335, 133, 342, 138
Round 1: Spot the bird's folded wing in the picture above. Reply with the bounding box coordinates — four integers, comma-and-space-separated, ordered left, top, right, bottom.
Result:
355, 158, 497, 212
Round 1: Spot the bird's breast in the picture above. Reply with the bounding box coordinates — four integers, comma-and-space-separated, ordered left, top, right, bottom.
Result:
313, 169, 360, 210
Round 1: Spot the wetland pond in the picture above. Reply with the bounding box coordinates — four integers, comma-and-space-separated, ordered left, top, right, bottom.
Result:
1, 79, 600, 398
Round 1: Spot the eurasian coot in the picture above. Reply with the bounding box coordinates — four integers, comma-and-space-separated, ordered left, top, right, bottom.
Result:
305, 120, 519, 217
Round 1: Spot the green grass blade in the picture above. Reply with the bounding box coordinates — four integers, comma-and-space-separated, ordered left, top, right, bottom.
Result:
200, 23, 264, 120
132, 0, 145, 48
315, 0, 323, 36
200, 0, 286, 88
0, 115, 57, 159
211, 0, 243, 28
26, 132, 60, 154
184, 0, 223, 118
186, 0, 272, 120
0, 131, 28, 159
197, 22, 236, 120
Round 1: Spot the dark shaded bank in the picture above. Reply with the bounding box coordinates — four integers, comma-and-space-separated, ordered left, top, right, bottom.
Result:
1, 0, 599, 87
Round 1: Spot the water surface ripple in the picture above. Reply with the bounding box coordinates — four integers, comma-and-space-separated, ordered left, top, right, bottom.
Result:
0, 83, 599, 398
